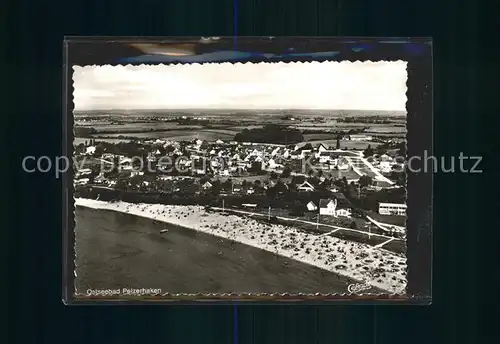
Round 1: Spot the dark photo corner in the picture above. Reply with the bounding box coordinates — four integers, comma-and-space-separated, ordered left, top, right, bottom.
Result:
5, 0, 487, 344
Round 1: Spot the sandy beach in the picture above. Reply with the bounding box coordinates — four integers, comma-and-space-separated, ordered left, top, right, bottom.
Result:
75, 198, 407, 294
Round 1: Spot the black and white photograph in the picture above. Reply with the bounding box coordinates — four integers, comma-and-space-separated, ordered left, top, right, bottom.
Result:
72, 61, 409, 297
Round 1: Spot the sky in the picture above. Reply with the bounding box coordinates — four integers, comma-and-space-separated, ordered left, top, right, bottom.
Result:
73, 61, 407, 111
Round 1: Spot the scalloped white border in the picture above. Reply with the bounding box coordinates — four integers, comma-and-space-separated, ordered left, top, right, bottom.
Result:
70, 60, 409, 300
72, 60, 409, 71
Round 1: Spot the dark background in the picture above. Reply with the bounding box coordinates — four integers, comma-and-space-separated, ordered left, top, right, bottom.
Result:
5, 0, 488, 343
63, 37, 433, 303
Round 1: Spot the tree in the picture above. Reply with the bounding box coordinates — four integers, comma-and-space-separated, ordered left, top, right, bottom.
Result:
275, 181, 288, 193
270, 171, 278, 180
165, 145, 175, 154
302, 143, 313, 151
363, 145, 374, 157
93, 144, 105, 157
290, 201, 305, 216
210, 184, 222, 196
309, 176, 320, 186
358, 175, 373, 188
248, 161, 263, 173
115, 174, 129, 191
222, 178, 233, 191
234, 124, 304, 144
350, 221, 357, 229
336, 135, 341, 149
199, 175, 211, 184
397, 145, 406, 158
266, 186, 277, 199
281, 167, 291, 178
129, 175, 144, 188
321, 178, 332, 188
291, 175, 305, 185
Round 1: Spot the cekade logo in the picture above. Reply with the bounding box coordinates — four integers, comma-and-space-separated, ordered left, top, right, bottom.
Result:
347, 282, 372, 294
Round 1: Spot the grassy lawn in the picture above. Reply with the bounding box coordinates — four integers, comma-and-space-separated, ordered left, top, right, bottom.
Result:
365, 211, 407, 226
224, 207, 405, 254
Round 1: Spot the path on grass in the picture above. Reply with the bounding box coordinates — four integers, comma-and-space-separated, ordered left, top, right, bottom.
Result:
212, 207, 405, 248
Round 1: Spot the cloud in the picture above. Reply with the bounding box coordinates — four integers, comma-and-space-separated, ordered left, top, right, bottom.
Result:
73, 61, 407, 111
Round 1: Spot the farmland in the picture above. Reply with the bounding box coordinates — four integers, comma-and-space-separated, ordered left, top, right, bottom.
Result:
73, 110, 407, 146
93, 129, 239, 141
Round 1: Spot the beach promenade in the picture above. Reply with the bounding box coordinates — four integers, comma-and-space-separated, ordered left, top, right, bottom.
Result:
74, 198, 407, 294
74, 206, 375, 294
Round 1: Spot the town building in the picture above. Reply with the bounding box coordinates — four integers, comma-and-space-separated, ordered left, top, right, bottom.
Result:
297, 181, 315, 192
319, 198, 351, 217
378, 202, 407, 216
317, 143, 329, 152
306, 201, 317, 211
319, 198, 337, 216
335, 208, 352, 218
201, 181, 213, 190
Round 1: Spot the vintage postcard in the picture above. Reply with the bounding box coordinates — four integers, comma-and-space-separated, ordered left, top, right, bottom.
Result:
71, 61, 409, 299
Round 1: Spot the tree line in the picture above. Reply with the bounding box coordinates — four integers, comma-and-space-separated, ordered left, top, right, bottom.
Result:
234, 124, 304, 144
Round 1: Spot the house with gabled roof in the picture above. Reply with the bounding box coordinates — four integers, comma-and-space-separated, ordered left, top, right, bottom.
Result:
297, 181, 315, 192
319, 198, 337, 215
290, 150, 304, 160
319, 198, 351, 217
317, 143, 329, 152
306, 201, 318, 211
201, 181, 213, 190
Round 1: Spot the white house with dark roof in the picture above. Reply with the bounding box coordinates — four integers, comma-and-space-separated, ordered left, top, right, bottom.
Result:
319, 198, 337, 216
317, 143, 329, 152
319, 198, 352, 217
201, 181, 213, 190
306, 201, 318, 211
290, 150, 305, 160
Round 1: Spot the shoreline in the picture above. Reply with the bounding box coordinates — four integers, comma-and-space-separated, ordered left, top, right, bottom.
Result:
74, 198, 407, 294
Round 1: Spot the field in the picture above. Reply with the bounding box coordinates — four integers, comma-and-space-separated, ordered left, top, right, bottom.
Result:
93, 129, 239, 141
74, 111, 407, 145
365, 211, 407, 227
74, 137, 130, 145
92, 123, 204, 132
365, 126, 406, 133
